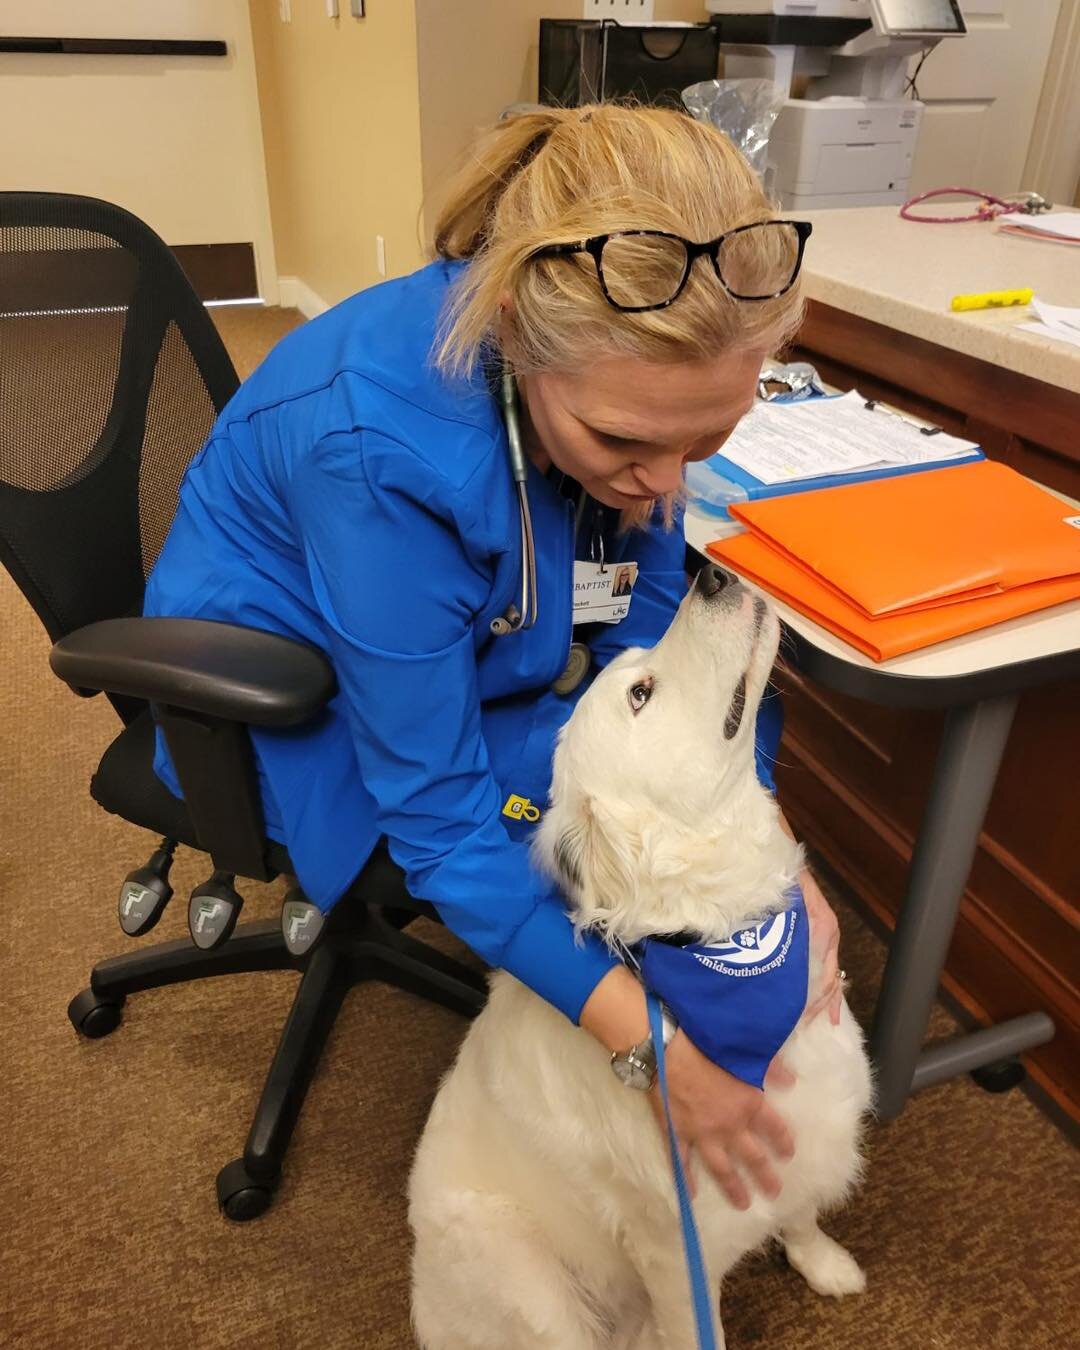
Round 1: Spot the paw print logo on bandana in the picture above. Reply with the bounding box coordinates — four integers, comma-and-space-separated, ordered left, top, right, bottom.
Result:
698, 909, 796, 974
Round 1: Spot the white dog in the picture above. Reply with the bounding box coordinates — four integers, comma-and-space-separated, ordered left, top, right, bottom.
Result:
409, 566, 874, 1349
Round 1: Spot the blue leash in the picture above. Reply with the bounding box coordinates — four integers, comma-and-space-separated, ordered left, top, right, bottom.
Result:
646, 991, 717, 1350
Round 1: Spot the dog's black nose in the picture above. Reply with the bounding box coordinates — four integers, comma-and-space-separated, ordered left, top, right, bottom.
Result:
694, 564, 737, 598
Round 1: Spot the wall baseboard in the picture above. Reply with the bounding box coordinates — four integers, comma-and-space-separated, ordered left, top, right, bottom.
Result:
278, 276, 331, 319
172, 243, 257, 302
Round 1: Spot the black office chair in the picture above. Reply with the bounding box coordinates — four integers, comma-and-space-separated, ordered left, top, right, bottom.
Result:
0, 192, 486, 1221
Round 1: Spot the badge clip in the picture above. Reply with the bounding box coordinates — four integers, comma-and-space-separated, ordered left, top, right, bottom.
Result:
502, 793, 541, 823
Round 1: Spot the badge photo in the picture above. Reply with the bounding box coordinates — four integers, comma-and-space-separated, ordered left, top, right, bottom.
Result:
572, 559, 639, 625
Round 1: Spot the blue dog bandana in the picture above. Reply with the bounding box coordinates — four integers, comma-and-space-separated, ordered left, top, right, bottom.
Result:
634, 888, 809, 1091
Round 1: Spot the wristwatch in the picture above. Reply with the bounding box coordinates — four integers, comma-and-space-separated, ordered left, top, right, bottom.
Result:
610, 1005, 678, 1090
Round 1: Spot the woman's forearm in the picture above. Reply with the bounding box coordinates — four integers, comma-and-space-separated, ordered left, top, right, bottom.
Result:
579, 964, 650, 1053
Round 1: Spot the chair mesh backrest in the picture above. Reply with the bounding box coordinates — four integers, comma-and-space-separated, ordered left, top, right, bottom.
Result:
0, 194, 239, 643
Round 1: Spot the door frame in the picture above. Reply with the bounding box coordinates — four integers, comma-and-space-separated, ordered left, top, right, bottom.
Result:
1022, 0, 1080, 206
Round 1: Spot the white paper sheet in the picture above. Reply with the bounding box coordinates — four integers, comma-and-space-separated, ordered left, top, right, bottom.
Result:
1032, 299, 1080, 334
1018, 321, 1080, 350
715, 391, 980, 486
998, 212, 1080, 244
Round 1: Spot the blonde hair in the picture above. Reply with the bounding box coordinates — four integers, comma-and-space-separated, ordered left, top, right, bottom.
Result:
433, 103, 804, 381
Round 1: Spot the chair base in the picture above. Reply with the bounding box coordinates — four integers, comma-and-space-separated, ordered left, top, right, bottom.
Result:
68, 894, 487, 1220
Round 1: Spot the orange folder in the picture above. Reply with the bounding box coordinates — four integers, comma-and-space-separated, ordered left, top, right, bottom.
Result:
707, 461, 1080, 661
708, 530, 1080, 662
726, 461, 1080, 618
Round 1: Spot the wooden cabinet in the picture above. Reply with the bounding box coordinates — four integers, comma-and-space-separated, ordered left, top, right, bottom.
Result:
777, 301, 1080, 1126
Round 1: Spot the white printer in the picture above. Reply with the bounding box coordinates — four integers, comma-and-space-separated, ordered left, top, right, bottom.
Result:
766, 98, 921, 209
705, 0, 967, 209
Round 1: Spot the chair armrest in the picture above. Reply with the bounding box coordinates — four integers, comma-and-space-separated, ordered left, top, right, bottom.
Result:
50, 617, 336, 727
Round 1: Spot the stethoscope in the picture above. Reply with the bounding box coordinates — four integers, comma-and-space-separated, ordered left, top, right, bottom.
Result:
491, 366, 596, 696
490, 366, 539, 637
899, 186, 1051, 224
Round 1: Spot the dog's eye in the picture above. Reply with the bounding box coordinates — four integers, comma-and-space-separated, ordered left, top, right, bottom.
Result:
627, 679, 653, 714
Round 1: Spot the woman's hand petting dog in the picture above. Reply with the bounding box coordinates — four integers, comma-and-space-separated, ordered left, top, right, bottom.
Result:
649, 1030, 796, 1211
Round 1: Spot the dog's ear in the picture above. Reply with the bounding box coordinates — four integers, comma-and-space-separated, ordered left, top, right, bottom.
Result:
537, 785, 644, 931
572, 797, 642, 923
551, 822, 585, 895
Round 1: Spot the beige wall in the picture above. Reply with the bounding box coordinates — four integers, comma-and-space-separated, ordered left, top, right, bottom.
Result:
0, 0, 277, 299
414, 0, 706, 241
249, 0, 425, 308
246, 2, 710, 304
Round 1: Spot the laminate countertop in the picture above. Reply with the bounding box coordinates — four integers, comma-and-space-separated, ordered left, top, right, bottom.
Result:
799, 206, 1080, 395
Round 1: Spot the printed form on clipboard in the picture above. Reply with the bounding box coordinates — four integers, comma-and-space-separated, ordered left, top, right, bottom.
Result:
690, 391, 984, 512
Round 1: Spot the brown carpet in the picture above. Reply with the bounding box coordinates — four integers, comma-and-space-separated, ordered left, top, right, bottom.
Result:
2, 304, 1077, 1350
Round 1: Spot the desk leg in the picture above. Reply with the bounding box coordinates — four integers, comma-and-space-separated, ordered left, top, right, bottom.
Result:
869, 693, 1054, 1119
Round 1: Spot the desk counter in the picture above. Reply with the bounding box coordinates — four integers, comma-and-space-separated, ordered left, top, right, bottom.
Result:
771, 210, 1080, 1127
800, 206, 1080, 395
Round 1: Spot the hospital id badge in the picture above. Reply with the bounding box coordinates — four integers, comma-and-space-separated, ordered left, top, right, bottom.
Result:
573, 560, 637, 625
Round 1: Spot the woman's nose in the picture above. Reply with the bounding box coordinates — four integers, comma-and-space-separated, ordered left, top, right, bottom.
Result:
633, 455, 685, 497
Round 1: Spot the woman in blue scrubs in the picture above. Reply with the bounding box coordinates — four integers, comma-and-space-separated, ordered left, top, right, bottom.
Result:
146, 104, 842, 1210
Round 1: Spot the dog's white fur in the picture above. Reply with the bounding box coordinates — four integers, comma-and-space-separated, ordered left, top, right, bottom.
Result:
409, 576, 874, 1349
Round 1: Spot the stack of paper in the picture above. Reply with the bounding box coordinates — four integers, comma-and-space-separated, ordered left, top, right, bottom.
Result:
706, 461, 1080, 661
719, 391, 979, 485
696, 390, 982, 509
997, 212, 1080, 248
1018, 298, 1080, 351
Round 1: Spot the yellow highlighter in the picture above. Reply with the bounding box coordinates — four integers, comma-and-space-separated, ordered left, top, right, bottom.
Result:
950, 288, 1033, 312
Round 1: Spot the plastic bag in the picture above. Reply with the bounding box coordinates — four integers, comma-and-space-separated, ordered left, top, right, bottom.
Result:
682, 79, 785, 179
758, 359, 827, 402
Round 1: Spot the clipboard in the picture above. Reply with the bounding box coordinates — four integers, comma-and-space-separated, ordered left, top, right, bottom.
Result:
696, 392, 984, 509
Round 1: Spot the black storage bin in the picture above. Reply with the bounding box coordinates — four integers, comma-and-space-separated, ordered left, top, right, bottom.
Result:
539, 19, 719, 109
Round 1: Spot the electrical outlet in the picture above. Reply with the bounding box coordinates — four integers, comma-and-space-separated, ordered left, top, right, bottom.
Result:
279, 0, 291, 22
582, 0, 655, 20
375, 236, 387, 277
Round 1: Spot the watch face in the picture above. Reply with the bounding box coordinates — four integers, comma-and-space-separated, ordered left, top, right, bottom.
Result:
612, 1056, 652, 1090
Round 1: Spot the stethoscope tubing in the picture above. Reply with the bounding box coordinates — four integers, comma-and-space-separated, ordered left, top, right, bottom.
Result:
899, 186, 1050, 223
491, 366, 539, 637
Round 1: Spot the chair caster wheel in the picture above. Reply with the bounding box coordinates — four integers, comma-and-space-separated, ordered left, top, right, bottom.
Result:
971, 1058, 1026, 1094
216, 1158, 277, 1222
68, 988, 125, 1039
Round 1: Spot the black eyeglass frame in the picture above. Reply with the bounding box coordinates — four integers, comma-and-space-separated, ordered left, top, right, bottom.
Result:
528, 220, 813, 313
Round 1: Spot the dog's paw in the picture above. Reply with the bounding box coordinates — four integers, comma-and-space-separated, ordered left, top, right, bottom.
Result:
783, 1230, 867, 1299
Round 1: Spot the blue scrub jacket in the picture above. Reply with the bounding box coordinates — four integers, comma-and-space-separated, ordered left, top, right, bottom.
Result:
144, 259, 784, 1023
